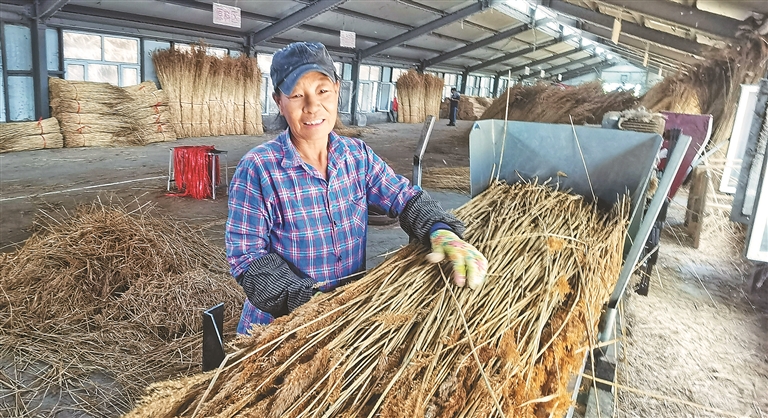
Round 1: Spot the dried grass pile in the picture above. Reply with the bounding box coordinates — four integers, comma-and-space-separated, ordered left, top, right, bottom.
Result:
127, 181, 629, 418
0, 199, 245, 417
481, 81, 637, 124
122, 81, 177, 143
640, 32, 768, 147
440, 96, 493, 120
0, 117, 63, 153
152, 45, 263, 138
421, 166, 470, 193
397, 70, 444, 123
49, 77, 136, 147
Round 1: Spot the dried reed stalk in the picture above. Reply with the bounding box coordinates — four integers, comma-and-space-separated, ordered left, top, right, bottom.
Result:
0, 117, 63, 153
0, 198, 245, 417
481, 81, 636, 124
242, 56, 264, 135
420, 167, 470, 193
153, 48, 185, 134
126, 182, 629, 418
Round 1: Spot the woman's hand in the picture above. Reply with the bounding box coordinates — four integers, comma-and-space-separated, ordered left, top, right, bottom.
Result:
426, 230, 488, 290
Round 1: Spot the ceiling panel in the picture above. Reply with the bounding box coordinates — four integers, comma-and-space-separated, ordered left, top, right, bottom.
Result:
342, 0, 437, 27
467, 7, 523, 31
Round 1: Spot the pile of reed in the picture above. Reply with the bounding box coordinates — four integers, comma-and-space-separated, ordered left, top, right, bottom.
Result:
421, 166, 470, 193
440, 96, 493, 120
49, 77, 137, 147
333, 114, 366, 137
640, 32, 768, 147
126, 181, 629, 418
0, 117, 63, 153
121, 81, 177, 143
0, 199, 245, 417
397, 70, 444, 123
152, 45, 263, 138
481, 81, 637, 124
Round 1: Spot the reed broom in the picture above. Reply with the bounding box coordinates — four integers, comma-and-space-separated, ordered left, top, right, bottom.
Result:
126, 181, 629, 418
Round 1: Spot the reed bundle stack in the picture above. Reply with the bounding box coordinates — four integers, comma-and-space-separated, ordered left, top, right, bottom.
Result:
0, 200, 245, 417
640, 32, 768, 147
0, 117, 63, 153
49, 77, 138, 147
481, 81, 637, 124
122, 81, 177, 143
127, 181, 629, 418
152, 45, 263, 138
440, 96, 493, 120
396, 70, 444, 123
421, 166, 470, 193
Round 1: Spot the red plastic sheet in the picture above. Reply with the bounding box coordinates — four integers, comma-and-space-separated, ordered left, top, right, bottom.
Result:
171, 145, 218, 200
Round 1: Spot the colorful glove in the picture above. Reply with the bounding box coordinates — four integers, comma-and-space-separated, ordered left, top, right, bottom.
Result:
426, 229, 488, 290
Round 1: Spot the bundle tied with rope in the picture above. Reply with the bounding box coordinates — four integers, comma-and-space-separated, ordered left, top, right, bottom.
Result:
0, 117, 63, 153
396, 70, 444, 123
152, 44, 263, 138
127, 181, 630, 418
122, 81, 177, 144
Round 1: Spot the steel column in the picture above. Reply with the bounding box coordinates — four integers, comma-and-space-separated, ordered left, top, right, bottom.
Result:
459, 68, 470, 95
492, 73, 501, 97
248, 0, 348, 45
361, 0, 494, 59
30, 17, 50, 119
350, 55, 361, 126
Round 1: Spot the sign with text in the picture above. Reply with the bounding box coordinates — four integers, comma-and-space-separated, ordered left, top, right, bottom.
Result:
340, 30, 356, 48
213, 3, 241, 28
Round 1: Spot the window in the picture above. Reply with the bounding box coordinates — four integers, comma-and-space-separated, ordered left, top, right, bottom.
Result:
1, 24, 35, 121
63, 31, 140, 86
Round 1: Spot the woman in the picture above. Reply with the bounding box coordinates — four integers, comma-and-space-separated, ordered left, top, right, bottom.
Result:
226, 42, 487, 335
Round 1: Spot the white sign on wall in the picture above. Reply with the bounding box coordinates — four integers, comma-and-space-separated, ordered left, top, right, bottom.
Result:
340, 30, 356, 48
213, 3, 241, 28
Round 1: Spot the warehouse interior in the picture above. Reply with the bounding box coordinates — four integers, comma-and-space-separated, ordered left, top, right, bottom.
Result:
1, 0, 767, 417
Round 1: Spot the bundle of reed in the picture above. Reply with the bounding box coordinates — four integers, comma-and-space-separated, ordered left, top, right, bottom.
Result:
123, 81, 177, 144
152, 47, 185, 134
641, 32, 768, 148
49, 76, 131, 105
208, 59, 226, 137
191, 48, 213, 137
333, 114, 365, 137
396, 70, 419, 123
0, 199, 245, 417
232, 57, 247, 135
424, 73, 444, 121
481, 81, 637, 125
420, 166, 470, 193
220, 57, 239, 135
126, 181, 629, 418
0, 117, 64, 153
242, 55, 264, 135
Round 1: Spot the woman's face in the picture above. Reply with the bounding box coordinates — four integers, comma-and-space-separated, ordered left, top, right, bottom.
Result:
274, 71, 339, 144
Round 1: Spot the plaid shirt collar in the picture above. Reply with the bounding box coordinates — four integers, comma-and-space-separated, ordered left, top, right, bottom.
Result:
279, 129, 350, 173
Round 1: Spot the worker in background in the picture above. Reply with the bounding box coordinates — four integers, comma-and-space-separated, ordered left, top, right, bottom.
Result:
389, 96, 398, 123
226, 42, 488, 335
448, 87, 460, 126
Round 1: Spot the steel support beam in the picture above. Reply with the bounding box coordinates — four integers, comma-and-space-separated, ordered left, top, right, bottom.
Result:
522, 54, 600, 80
350, 55, 361, 126
492, 73, 501, 97
361, 0, 495, 59
30, 17, 50, 118
249, 0, 348, 45
597, 0, 741, 40
503, 43, 595, 76
468, 34, 576, 73
37, 0, 70, 20
421, 17, 552, 69
558, 60, 616, 82
541, 0, 702, 56
397, 0, 499, 35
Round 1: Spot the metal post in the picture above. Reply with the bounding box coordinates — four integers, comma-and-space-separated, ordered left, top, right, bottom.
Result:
30, 17, 50, 119
412, 115, 436, 187
350, 52, 361, 126
460, 68, 469, 94
492, 73, 501, 98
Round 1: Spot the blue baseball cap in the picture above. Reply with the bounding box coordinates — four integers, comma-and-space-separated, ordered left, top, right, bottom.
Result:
270, 42, 338, 95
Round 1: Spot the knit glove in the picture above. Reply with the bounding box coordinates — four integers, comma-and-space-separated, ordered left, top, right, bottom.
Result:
426, 229, 488, 290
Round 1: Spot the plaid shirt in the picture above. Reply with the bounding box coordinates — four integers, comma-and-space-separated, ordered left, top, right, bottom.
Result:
226, 129, 419, 332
